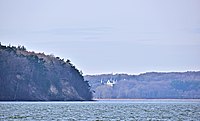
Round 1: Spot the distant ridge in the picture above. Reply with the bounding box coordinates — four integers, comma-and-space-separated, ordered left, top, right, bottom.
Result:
85, 71, 200, 76
85, 71, 200, 99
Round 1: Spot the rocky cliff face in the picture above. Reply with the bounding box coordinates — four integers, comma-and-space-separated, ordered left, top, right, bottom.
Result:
0, 44, 92, 101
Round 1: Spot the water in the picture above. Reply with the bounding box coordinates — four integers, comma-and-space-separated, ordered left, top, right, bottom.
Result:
0, 99, 200, 121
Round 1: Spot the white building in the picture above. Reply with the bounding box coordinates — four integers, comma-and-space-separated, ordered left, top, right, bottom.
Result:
106, 80, 116, 87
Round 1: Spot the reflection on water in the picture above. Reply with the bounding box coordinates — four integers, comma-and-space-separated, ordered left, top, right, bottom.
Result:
0, 99, 200, 120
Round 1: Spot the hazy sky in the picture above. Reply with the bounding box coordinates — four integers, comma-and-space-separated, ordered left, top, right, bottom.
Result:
0, 0, 200, 75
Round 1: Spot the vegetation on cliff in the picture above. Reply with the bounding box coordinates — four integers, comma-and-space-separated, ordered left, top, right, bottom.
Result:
85, 72, 200, 99
0, 43, 92, 101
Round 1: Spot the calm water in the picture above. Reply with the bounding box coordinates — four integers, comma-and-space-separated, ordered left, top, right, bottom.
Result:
0, 99, 200, 121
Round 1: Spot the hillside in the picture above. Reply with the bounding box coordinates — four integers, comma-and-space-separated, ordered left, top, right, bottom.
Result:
85, 72, 200, 99
0, 44, 92, 101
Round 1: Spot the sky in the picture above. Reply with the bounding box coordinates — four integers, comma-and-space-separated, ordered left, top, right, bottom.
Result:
0, 0, 200, 75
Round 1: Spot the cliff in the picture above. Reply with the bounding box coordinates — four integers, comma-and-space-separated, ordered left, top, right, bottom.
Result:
0, 44, 92, 101
85, 72, 200, 99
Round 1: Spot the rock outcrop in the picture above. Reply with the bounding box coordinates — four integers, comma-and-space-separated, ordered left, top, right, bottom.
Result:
0, 44, 92, 101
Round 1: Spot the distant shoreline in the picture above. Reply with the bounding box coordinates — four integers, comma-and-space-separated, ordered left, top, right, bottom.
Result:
94, 98, 200, 101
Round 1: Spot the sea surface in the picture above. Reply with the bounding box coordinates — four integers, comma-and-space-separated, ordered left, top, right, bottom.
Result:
0, 99, 200, 121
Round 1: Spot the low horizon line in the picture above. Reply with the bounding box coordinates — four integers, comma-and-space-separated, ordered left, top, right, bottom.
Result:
83, 70, 200, 76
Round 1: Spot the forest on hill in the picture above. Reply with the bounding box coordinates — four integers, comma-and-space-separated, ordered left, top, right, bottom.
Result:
85, 71, 200, 99
0, 43, 92, 101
